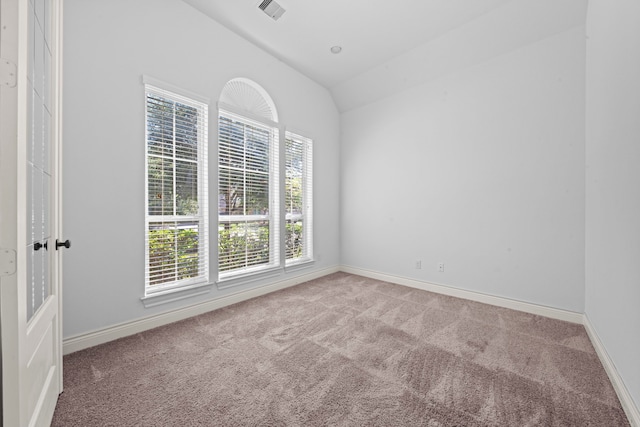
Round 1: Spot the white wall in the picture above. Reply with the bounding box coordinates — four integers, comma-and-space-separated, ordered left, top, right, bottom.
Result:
61, 0, 639, 413
585, 0, 640, 410
341, 26, 586, 312
331, 0, 587, 113
62, 0, 340, 338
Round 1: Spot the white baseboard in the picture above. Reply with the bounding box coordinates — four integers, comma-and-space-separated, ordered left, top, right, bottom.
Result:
62, 266, 340, 355
63, 265, 580, 355
340, 265, 584, 324
583, 315, 640, 427
342, 265, 639, 425
62, 264, 639, 426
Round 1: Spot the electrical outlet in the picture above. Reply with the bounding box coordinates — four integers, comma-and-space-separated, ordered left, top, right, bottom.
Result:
415, 260, 422, 269
438, 262, 445, 272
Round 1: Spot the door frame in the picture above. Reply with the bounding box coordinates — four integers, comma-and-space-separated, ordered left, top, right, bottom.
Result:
0, 0, 64, 425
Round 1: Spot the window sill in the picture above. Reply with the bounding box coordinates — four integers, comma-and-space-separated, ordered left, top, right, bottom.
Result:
141, 281, 214, 308
285, 258, 315, 273
216, 266, 283, 290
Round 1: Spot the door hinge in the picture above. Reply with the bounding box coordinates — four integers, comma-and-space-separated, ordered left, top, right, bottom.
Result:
1, 58, 17, 88
0, 249, 17, 276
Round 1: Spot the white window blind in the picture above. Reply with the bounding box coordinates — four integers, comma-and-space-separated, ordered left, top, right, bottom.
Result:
218, 109, 279, 277
144, 84, 209, 293
285, 132, 313, 263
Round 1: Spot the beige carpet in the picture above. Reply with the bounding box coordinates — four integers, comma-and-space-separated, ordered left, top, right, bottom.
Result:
52, 273, 630, 426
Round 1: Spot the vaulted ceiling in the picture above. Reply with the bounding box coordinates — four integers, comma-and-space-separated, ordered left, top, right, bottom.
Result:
182, 0, 587, 111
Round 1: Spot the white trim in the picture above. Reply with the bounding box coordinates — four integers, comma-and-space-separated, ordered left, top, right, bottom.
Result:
216, 266, 283, 290
285, 258, 315, 272
141, 289, 211, 309
340, 265, 583, 324
284, 131, 313, 264
142, 75, 210, 105
62, 266, 339, 355
140, 281, 214, 308
218, 78, 278, 123
217, 108, 280, 281
218, 102, 279, 129
143, 84, 210, 294
341, 266, 639, 424
61, 264, 638, 426
284, 126, 315, 144
0, 0, 22, 423
53, 0, 65, 396
583, 315, 640, 427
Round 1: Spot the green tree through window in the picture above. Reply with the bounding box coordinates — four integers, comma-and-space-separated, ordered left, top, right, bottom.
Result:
145, 82, 208, 292
218, 113, 276, 274
285, 132, 313, 263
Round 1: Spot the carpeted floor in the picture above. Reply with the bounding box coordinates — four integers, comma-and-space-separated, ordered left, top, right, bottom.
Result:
52, 273, 630, 426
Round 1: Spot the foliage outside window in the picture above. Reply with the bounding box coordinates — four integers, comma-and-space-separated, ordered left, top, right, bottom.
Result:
218, 111, 279, 277
145, 82, 208, 293
285, 132, 313, 263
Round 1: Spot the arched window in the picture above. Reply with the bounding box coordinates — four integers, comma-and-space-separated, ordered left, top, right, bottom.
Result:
142, 76, 313, 295
217, 78, 314, 284
217, 79, 280, 278
218, 78, 278, 122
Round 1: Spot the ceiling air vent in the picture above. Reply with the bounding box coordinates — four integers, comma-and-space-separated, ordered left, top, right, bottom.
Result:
258, 0, 286, 21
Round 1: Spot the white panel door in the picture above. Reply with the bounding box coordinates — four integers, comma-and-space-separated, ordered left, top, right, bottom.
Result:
0, 0, 64, 426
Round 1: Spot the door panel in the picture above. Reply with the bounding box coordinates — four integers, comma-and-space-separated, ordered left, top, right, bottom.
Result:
27, 0, 52, 323
26, 322, 54, 416
0, 0, 63, 426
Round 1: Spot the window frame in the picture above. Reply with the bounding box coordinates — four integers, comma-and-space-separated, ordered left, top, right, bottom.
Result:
284, 131, 313, 266
143, 76, 209, 296
217, 106, 280, 281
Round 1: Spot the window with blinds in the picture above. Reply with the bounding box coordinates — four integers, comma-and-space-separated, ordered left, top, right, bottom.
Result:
144, 82, 208, 293
285, 132, 313, 263
218, 110, 279, 277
